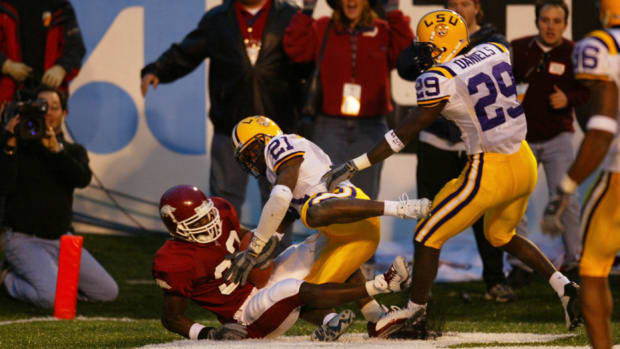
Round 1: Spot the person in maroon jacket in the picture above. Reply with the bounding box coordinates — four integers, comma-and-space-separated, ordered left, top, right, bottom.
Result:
508, 0, 590, 287
0, 0, 85, 103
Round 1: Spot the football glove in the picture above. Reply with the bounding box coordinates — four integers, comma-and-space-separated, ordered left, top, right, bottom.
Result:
397, 42, 436, 82
224, 235, 279, 286
321, 160, 358, 192
198, 323, 248, 340
42, 65, 66, 88
541, 187, 570, 236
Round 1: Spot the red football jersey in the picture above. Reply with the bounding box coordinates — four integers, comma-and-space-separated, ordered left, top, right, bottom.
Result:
152, 197, 254, 323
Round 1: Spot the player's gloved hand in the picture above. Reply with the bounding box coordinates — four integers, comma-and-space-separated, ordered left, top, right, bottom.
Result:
2, 59, 32, 82
379, 0, 399, 12
541, 187, 570, 236
321, 160, 358, 192
302, 0, 318, 16
224, 234, 279, 286
42, 65, 66, 88
198, 323, 248, 340
397, 42, 436, 82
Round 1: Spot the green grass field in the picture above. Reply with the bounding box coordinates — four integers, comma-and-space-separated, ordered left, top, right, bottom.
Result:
0, 233, 618, 349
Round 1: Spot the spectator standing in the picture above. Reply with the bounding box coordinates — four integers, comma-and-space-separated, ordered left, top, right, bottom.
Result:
508, 0, 589, 286
397, 0, 514, 302
0, 87, 118, 309
0, 0, 85, 102
140, 0, 304, 218
283, 0, 413, 202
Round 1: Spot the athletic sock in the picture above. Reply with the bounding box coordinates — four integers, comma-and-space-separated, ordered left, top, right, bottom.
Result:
361, 300, 385, 322
383, 201, 399, 217
549, 271, 570, 297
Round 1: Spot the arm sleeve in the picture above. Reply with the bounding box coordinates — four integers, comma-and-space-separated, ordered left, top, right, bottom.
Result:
54, 0, 86, 73
283, 12, 319, 64
141, 15, 211, 83
44, 142, 92, 188
386, 10, 414, 69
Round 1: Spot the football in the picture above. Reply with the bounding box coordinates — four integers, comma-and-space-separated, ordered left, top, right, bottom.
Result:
239, 232, 274, 289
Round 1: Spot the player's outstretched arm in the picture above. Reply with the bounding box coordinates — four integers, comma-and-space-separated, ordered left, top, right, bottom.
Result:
542, 80, 618, 235
322, 102, 446, 191
161, 292, 248, 340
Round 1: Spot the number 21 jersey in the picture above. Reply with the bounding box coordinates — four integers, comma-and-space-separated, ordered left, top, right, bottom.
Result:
415, 42, 526, 155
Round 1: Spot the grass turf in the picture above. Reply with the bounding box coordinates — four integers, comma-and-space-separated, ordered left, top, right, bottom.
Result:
0, 233, 618, 348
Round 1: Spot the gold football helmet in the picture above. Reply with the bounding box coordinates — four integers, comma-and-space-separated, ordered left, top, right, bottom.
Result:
416, 9, 469, 64
599, 0, 620, 28
232, 116, 283, 176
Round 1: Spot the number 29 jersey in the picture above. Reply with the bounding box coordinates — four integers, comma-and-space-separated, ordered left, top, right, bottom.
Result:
415, 42, 526, 155
573, 28, 620, 173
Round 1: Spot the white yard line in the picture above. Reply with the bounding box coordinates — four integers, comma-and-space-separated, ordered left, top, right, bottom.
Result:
0, 316, 135, 326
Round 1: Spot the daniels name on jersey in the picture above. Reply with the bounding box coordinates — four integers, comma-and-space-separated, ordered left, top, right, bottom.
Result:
415, 42, 527, 155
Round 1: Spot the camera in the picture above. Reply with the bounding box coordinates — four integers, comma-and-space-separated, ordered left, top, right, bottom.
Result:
2, 99, 48, 141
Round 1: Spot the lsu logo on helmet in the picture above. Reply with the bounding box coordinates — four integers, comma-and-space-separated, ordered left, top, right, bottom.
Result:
599, 0, 620, 28
232, 116, 283, 176
416, 10, 469, 64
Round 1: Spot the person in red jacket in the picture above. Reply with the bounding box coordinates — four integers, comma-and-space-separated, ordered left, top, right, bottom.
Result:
508, 0, 590, 287
0, 0, 85, 102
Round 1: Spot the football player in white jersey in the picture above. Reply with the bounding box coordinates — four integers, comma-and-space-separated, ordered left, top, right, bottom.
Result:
542, 1, 620, 347
224, 115, 431, 339
323, 9, 581, 336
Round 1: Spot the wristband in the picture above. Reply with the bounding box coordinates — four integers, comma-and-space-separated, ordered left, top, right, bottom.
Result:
586, 115, 618, 134
352, 153, 371, 170
559, 174, 578, 195
384, 129, 405, 153
189, 323, 206, 340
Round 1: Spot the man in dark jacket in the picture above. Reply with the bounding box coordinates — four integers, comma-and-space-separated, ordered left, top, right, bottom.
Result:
140, 0, 304, 217
0, 0, 85, 103
397, 0, 515, 303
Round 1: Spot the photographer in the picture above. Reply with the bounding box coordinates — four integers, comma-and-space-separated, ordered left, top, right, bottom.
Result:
0, 86, 117, 309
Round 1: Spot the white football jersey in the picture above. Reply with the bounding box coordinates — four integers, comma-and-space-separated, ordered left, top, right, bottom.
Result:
573, 28, 620, 173
415, 42, 527, 155
264, 134, 339, 213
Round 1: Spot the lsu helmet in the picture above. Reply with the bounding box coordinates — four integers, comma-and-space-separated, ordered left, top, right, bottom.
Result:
416, 10, 469, 64
232, 116, 283, 176
159, 185, 222, 244
599, 0, 620, 28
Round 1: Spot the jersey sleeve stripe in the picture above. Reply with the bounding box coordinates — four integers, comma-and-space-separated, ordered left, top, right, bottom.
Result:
418, 96, 450, 105
575, 73, 611, 81
489, 42, 508, 53
273, 151, 305, 173
589, 30, 619, 55
428, 66, 454, 79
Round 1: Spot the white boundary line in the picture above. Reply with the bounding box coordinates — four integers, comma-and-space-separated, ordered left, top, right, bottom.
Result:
0, 316, 135, 326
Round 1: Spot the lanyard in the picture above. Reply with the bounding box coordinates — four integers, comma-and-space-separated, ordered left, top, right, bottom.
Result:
242, 9, 264, 38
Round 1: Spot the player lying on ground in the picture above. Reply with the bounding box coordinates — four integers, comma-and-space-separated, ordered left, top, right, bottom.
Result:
224, 115, 431, 338
322, 9, 582, 337
153, 185, 410, 340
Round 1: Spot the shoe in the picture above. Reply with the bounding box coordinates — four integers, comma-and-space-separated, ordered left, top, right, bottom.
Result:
370, 301, 426, 338
507, 265, 533, 289
311, 309, 355, 341
373, 256, 410, 293
561, 282, 582, 331
387, 315, 431, 339
484, 283, 516, 303
396, 193, 432, 219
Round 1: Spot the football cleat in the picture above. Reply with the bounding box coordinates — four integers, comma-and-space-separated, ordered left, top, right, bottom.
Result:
373, 256, 410, 293
370, 301, 426, 338
561, 282, 582, 331
311, 309, 355, 342
396, 193, 432, 219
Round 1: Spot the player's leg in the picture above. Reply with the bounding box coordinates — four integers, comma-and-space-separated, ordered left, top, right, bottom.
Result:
579, 171, 620, 348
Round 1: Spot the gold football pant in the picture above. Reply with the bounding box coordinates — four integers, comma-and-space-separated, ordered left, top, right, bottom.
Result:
580, 171, 620, 277
415, 141, 538, 249
300, 185, 381, 284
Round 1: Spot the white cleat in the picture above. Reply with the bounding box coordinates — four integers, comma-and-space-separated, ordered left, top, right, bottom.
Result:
370, 301, 426, 338
373, 256, 410, 293
311, 309, 355, 342
396, 193, 432, 219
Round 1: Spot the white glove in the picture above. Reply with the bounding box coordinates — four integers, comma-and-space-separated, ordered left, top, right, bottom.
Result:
2, 59, 31, 82
42, 65, 67, 88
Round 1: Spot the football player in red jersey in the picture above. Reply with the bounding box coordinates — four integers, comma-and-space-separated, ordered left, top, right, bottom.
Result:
153, 185, 410, 340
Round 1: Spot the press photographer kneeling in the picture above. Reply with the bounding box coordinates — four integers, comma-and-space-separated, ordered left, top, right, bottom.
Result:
0, 86, 118, 308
